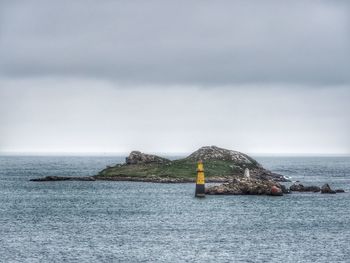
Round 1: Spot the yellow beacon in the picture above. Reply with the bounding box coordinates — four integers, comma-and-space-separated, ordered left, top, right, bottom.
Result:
195, 160, 205, 197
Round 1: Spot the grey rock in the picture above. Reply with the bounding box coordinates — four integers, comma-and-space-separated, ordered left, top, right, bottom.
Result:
290, 183, 320, 192
205, 178, 283, 196
186, 146, 262, 167
290, 183, 304, 191
321, 183, 336, 194
125, 151, 171, 165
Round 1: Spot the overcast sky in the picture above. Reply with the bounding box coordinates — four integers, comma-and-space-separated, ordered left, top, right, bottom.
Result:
0, 0, 349, 154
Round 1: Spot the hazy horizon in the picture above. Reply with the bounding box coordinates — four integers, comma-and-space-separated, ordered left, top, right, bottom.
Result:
1, 149, 350, 157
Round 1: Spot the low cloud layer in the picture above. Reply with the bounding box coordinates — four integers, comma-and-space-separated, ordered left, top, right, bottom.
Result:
1, 0, 350, 85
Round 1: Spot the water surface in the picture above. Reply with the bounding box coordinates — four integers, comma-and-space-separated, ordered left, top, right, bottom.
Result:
0, 156, 349, 262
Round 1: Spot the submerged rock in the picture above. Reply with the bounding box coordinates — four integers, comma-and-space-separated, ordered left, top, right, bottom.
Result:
205, 178, 285, 196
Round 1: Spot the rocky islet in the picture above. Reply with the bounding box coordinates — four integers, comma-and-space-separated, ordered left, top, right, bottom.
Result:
29, 146, 345, 196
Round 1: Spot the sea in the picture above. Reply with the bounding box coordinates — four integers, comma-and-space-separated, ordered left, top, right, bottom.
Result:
0, 155, 349, 263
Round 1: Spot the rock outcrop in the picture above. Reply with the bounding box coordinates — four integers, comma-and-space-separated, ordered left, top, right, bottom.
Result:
321, 183, 336, 194
290, 182, 321, 192
288, 182, 345, 194
126, 151, 171, 165
186, 146, 262, 167
205, 178, 287, 196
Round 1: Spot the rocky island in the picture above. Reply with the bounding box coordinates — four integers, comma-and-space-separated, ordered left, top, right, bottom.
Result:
30, 145, 346, 196
94, 146, 288, 183
31, 146, 288, 183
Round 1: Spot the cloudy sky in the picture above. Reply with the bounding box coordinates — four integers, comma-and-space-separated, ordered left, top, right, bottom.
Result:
0, 0, 349, 154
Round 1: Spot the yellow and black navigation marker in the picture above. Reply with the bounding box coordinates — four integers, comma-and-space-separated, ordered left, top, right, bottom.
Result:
195, 160, 205, 197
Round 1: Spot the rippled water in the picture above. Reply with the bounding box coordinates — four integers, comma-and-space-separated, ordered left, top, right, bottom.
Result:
0, 155, 349, 262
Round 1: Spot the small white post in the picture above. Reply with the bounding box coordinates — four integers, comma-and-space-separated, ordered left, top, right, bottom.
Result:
244, 168, 250, 179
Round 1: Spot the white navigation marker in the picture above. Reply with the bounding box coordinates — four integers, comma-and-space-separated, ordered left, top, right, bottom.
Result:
244, 168, 250, 179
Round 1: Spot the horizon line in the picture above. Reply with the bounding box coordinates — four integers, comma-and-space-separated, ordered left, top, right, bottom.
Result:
1, 151, 349, 157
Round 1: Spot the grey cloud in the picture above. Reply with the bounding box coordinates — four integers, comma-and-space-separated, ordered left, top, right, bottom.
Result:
1, 0, 350, 85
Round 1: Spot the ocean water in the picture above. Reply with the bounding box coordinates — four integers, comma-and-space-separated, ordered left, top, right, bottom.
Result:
0, 155, 349, 263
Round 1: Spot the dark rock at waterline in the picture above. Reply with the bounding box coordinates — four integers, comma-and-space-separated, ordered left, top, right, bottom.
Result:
290, 182, 320, 192
30, 176, 96, 182
280, 184, 291, 194
289, 183, 303, 191
303, 186, 321, 192
289, 182, 345, 194
321, 183, 336, 194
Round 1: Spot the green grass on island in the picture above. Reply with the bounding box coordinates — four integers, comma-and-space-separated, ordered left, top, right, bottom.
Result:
97, 159, 255, 179
96, 146, 263, 180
